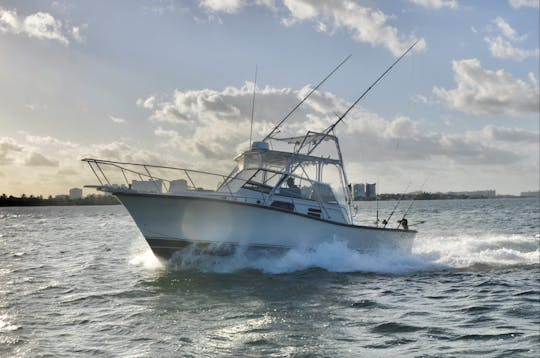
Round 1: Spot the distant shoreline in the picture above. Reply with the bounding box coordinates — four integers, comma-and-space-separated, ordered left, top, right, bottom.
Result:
1, 192, 537, 207
364, 193, 539, 201
0, 195, 120, 207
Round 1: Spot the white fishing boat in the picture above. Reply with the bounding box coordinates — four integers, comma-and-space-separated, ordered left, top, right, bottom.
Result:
83, 44, 419, 260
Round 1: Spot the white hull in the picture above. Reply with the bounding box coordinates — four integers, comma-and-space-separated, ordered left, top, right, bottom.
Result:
115, 192, 415, 259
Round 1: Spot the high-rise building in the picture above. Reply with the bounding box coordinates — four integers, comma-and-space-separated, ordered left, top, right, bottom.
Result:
365, 183, 376, 200
69, 188, 83, 200
352, 184, 365, 201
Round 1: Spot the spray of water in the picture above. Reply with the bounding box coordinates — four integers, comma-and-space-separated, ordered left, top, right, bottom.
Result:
130, 234, 539, 274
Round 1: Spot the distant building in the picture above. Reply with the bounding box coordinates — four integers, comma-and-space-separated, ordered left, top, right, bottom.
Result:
352, 184, 365, 201
54, 194, 69, 200
69, 188, 83, 200
447, 190, 495, 198
351, 182, 377, 200
521, 191, 540, 197
366, 183, 377, 200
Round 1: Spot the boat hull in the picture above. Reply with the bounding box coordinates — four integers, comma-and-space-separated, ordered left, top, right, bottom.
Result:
115, 192, 416, 260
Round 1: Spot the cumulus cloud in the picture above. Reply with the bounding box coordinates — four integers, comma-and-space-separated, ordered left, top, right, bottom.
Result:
199, 0, 246, 13
0, 137, 23, 165
140, 83, 533, 169
485, 36, 539, 61
0, 7, 82, 45
84, 141, 165, 165
25, 152, 59, 167
509, 0, 539, 9
196, 0, 426, 56
493, 16, 524, 41
280, 0, 426, 56
150, 83, 298, 126
24, 134, 77, 148
484, 16, 539, 61
433, 58, 540, 116
408, 0, 458, 9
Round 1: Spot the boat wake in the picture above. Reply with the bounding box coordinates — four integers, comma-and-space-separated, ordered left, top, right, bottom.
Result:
129, 234, 539, 275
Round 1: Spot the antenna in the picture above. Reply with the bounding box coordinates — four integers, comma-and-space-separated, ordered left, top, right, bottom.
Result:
249, 65, 258, 146
263, 54, 351, 142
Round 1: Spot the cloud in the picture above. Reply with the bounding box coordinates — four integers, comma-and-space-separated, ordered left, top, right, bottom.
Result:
0, 137, 24, 165
136, 96, 156, 109
508, 0, 539, 8
408, 0, 458, 9
485, 36, 539, 61
25, 152, 59, 167
57, 167, 78, 175
433, 58, 540, 116
150, 83, 296, 125
479, 125, 539, 143
493, 16, 524, 41
141, 83, 532, 169
143, 0, 177, 15
0, 7, 82, 45
341, 115, 525, 165
196, 0, 426, 56
23, 134, 77, 148
84, 141, 165, 165
410, 94, 438, 105
25, 103, 48, 111
71, 26, 83, 42
109, 115, 127, 124
279, 0, 426, 56
484, 16, 538, 61
199, 0, 246, 13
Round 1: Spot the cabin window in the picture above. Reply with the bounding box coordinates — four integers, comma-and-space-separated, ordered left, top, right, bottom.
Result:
307, 207, 322, 218
270, 201, 295, 212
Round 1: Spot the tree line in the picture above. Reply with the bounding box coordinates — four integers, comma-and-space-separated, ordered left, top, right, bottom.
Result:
0, 194, 120, 206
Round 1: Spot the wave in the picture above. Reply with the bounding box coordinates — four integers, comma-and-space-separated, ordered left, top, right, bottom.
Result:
130, 233, 539, 275
413, 234, 539, 269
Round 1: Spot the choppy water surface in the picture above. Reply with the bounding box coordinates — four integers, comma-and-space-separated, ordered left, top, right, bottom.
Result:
1, 198, 539, 357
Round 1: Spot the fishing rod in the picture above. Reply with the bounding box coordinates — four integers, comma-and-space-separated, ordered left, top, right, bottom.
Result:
397, 176, 429, 228
383, 181, 411, 228
263, 54, 351, 142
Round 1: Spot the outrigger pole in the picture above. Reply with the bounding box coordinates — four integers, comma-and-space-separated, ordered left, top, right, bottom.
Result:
263, 54, 352, 142
321, 40, 420, 140
291, 40, 420, 159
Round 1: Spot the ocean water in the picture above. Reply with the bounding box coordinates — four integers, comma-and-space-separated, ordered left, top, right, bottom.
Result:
0, 198, 538, 357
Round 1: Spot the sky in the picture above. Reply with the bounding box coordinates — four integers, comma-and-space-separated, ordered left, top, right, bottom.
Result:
0, 0, 539, 196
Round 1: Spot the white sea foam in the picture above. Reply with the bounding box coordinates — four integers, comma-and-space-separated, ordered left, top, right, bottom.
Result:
413, 234, 540, 268
129, 249, 164, 269
147, 233, 539, 274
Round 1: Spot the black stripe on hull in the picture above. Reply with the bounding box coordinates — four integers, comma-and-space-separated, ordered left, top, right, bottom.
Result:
145, 237, 288, 260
